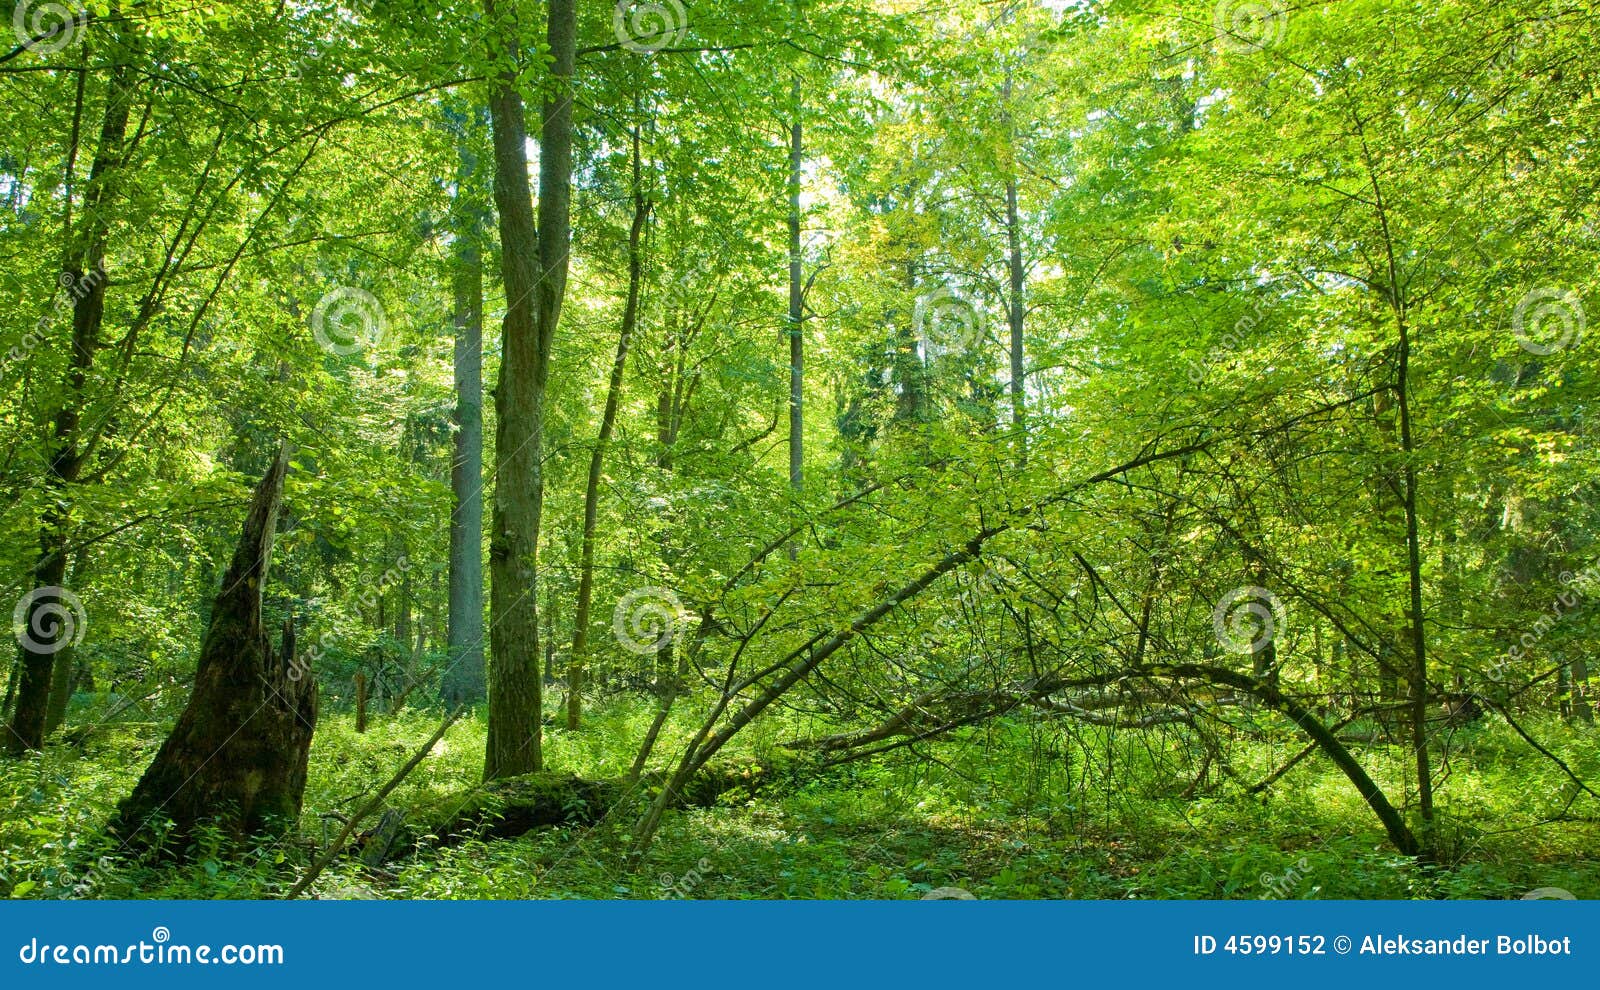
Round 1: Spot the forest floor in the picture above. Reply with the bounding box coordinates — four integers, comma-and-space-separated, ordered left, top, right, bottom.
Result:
3, 698, 1598, 900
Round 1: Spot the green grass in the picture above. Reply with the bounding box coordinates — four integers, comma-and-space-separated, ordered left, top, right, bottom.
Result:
3, 697, 1597, 900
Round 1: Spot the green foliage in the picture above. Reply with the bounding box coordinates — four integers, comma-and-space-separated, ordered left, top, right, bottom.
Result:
3, 0, 1599, 899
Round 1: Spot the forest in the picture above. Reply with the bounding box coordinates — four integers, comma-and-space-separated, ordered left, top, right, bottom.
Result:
1, 0, 1597, 902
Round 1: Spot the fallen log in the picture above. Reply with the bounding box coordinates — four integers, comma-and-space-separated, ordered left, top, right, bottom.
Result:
392, 758, 787, 855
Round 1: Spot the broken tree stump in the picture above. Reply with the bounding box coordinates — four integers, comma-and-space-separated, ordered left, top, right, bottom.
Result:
113, 446, 317, 851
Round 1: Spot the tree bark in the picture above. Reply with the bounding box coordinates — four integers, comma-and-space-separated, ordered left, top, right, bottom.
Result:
442, 117, 487, 708
43, 550, 86, 734
1004, 175, 1026, 458
113, 447, 316, 849
482, 0, 576, 780
787, 72, 805, 503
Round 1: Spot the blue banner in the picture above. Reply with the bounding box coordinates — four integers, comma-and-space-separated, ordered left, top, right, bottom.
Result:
2, 900, 1591, 987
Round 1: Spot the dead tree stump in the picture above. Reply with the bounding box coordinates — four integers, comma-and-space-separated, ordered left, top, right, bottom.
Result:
113, 446, 317, 850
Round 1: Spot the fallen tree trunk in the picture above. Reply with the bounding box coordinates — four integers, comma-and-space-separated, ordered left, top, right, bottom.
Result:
113, 446, 316, 851
397, 759, 784, 855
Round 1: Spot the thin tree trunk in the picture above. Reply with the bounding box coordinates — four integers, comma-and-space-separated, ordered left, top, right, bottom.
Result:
1004, 175, 1026, 459
7, 45, 135, 756
286, 708, 459, 899
43, 550, 88, 733
442, 123, 487, 707
568, 127, 650, 731
1376, 188, 1435, 848
787, 73, 805, 503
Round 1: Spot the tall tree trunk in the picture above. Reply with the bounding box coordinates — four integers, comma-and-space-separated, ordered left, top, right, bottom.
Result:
787, 73, 805, 503
1360, 132, 1435, 846
43, 550, 88, 733
1004, 175, 1026, 459
1570, 656, 1593, 724
482, 0, 576, 781
6, 46, 135, 756
113, 448, 316, 849
442, 127, 487, 707
395, 568, 413, 652
568, 127, 650, 731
